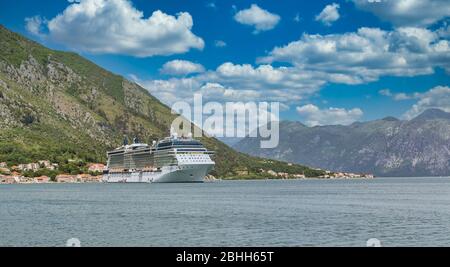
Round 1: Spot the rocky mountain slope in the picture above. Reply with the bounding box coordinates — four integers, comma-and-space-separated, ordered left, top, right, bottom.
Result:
0, 25, 325, 178
234, 109, 450, 177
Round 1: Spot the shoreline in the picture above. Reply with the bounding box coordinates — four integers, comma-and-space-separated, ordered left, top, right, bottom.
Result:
0, 176, 376, 185
1, 169, 375, 184
3, 176, 450, 185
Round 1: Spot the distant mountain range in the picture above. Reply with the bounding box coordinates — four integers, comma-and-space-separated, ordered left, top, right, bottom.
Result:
0, 25, 325, 178
234, 109, 450, 177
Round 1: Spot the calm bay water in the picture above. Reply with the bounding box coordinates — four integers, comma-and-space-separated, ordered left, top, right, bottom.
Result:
1, 177, 450, 247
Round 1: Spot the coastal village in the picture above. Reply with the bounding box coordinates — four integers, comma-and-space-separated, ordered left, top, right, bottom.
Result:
258, 167, 374, 180
0, 161, 104, 184
0, 160, 374, 184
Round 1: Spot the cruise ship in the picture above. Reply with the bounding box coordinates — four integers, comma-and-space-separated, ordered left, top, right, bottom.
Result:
102, 132, 215, 183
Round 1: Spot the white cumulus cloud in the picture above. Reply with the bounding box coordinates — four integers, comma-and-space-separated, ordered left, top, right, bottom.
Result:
27, 0, 204, 57
296, 104, 364, 126
403, 86, 450, 119
131, 23, 449, 113
352, 0, 450, 27
234, 4, 280, 33
214, 40, 227, 47
260, 27, 450, 83
207, 62, 326, 100
134, 23, 449, 113
315, 3, 340, 26
378, 88, 419, 100
25, 16, 46, 37
132, 61, 329, 106
199, 82, 260, 102
160, 60, 205, 76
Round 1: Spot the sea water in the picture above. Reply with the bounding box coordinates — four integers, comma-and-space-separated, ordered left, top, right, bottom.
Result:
1, 177, 449, 247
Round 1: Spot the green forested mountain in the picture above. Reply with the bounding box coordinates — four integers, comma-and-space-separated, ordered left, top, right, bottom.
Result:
0, 25, 324, 178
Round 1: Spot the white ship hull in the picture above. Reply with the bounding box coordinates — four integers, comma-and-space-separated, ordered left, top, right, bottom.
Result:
104, 135, 215, 183
103, 163, 214, 183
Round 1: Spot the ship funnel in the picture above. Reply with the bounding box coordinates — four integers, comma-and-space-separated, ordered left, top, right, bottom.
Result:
133, 137, 139, 144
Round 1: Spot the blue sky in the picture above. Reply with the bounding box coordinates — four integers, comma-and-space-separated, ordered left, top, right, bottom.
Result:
1, 0, 449, 125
